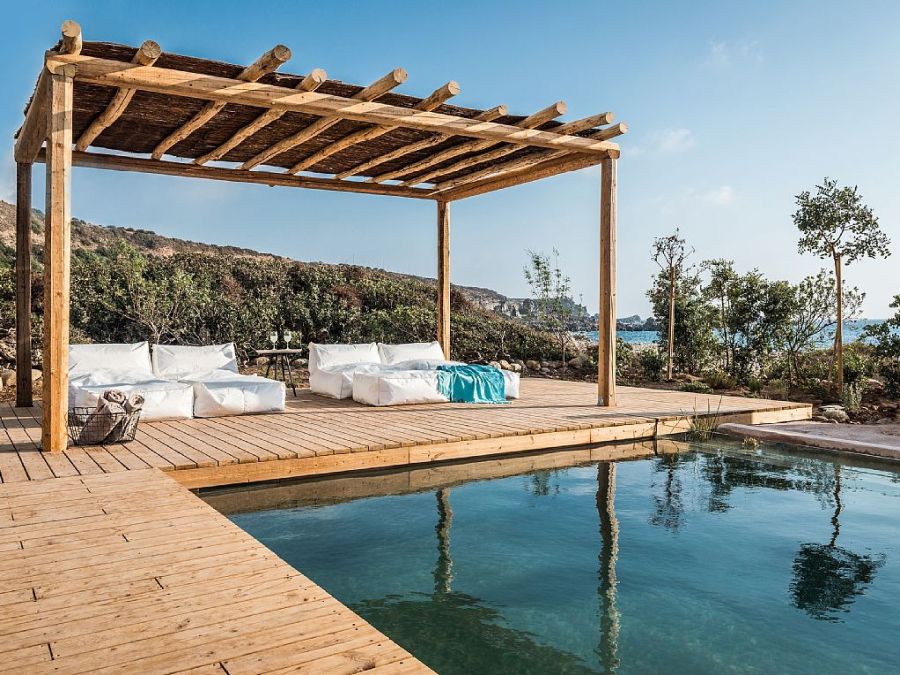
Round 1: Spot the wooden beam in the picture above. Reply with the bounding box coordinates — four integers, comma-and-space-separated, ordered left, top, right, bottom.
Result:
434, 123, 628, 193
286, 81, 460, 174
375, 101, 567, 185
48, 54, 619, 156
194, 68, 327, 165
334, 104, 507, 180
37, 149, 436, 200
241, 68, 408, 170
598, 157, 617, 407
412, 113, 615, 188
74, 40, 162, 152
151, 44, 292, 160
437, 201, 451, 358
42, 67, 74, 451
60, 20, 82, 55
440, 151, 608, 202
15, 163, 33, 408
14, 69, 49, 162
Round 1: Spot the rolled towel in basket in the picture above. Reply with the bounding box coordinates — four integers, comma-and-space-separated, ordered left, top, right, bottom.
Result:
113, 392, 145, 441
77, 392, 126, 445
102, 389, 128, 406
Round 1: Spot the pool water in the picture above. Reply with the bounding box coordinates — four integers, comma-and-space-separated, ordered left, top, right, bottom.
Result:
217, 441, 900, 674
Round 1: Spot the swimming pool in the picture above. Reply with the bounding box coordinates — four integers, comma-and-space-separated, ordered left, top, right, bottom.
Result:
209, 439, 900, 674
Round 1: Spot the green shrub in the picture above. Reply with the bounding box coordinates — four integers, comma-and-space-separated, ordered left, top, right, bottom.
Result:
680, 381, 712, 394
638, 350, 665, 382
747, 377, 763, 395
704, 370, 736, 390
881, 360, 900, 398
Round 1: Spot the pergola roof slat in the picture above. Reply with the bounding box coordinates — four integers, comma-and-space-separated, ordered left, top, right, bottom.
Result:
19, 35, 624, 200
373, 101, 568, 185
286, 80, 460, 174
151, 44, 291, 160
403, 112, 614, 187
240, 67, 409, 170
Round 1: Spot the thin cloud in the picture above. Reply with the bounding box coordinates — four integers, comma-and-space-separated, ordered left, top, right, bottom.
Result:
700, 185, 735, 206
630, 128, 696, 157
653, 185, 736, 216
704, 39, 764, 69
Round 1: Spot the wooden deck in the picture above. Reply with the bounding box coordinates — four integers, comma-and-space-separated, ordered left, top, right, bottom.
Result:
0, 468, 432, 674
0, 379, 811, 488
0, 380, 810, 673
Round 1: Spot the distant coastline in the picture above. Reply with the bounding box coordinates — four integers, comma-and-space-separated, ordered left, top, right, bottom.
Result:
578, 319, 887, 346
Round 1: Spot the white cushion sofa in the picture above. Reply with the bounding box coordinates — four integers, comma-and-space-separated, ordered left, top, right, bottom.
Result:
152, 343, 286, 418
308, 341, 520, 406
69, 342, 195, 420
68, 342, 285, 420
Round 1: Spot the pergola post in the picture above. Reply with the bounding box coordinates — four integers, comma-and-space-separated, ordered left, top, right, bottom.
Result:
41, 65, 75, 451
436, 201, 451, 358
15, 162, 33, 407
597, 157, 617, 406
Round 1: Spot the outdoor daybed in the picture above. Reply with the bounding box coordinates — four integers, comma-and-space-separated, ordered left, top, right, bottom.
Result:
308, 341, 520, 406
68, 342, 285, 420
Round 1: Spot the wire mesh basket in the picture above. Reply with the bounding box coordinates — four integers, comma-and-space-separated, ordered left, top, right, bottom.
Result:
67, 407, 142, 446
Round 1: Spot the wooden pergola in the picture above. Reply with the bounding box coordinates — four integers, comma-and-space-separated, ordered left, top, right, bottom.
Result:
14, 21, 625, 452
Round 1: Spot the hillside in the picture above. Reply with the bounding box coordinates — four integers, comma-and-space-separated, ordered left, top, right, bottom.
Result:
0, 200, 509, 307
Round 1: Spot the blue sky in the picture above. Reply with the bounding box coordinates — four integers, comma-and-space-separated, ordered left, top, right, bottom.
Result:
3, 1, 898, 317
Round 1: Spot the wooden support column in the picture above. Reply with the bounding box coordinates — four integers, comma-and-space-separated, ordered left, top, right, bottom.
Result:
436, 201, 451, 358
597, 157, 617, 406
42, 65, 75, 451
15, 163, 33, 407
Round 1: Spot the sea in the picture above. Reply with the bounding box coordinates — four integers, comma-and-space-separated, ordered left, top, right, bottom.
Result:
577, 319, 887, 346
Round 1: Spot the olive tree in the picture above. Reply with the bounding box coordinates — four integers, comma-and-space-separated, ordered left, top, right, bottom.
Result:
793, 178, 890, 390
523, 248, 574, 364
652, 229, 693, 379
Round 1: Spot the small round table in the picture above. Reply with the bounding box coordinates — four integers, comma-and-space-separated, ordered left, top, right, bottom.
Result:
255, 348, 304, 397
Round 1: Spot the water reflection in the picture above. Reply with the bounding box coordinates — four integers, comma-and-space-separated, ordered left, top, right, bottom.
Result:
790, 465, 886, 622
649, 454, 686, 531
596, 463, 620, 673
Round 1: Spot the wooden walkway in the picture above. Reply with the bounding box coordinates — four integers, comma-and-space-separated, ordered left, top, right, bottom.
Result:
0, 468, 432, 674
0, 380, 810, 488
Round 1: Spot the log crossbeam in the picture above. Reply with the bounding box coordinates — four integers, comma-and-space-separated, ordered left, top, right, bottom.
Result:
286, 81, 460, 175
373, 101, 568, 185
240, 67, 409, 171
334, 105, 507, 180
151, 44, 292, 160
195, 69, 327, 166
47, 54, 620, 157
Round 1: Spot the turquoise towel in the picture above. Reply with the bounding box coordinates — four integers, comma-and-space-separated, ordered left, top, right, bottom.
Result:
436, 364, 507, 404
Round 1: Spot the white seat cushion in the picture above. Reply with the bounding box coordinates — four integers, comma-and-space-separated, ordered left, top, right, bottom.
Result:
184, 371, 285, 418
152, 343, 239, 379
502, 371, 520, 399
378, 341, 446, 365
353, 370, 448, 406
69, 342, 154, 380
309, 363, 385, 399
69, 378, 194, 421
308, 343, 380, 375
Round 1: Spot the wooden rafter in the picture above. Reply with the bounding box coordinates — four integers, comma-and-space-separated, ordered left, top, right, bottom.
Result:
74, 40, 161, 152
39, 149, 435, 200
439, 152, 607, 202
370, 101, 567, 184
151, 45, 292, 160
48, 54, 620, 156
403, 112, 614, 187
14, 22, 84, 162
60, 20, 82, 55
434, 122, 627, 193
334, 105, 507, 180
241, 68, 408, 170
194, 68, 327, 166
286, 81, 461, 174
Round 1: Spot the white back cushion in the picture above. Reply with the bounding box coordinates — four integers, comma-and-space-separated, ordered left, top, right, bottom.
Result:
308, 343, 379, 374
378, 341, 446, 365
152, 343, 239, 379
69, 342, 153, 380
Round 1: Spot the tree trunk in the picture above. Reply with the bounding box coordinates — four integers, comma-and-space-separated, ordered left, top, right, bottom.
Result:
833, 253, 843, 393
666, 268, 675, 380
